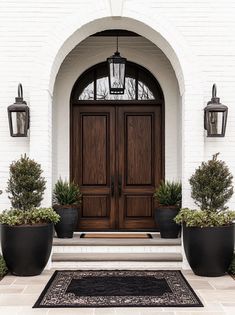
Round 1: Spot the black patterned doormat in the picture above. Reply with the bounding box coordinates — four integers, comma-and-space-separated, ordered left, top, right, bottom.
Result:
33, 270, 203, 308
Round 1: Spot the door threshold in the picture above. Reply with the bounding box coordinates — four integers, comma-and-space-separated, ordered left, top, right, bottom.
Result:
80, 232, 153, 239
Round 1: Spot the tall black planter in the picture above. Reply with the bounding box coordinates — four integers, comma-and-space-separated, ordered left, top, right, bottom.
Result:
154, 207, 181, 238
183, 224, 234, 277
1, 223, 53, 276
54, 206, 78, 238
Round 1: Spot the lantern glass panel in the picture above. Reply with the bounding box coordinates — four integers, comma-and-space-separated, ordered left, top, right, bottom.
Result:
11, 111, 27, 136
109, 61, 125, 93
207, 111, 223, 136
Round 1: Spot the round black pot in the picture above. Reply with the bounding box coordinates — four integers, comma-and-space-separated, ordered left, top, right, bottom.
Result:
1, 223, 53, 276
183, 224, 234, 277
54, 206, 78, 238
154, 206, 181, 238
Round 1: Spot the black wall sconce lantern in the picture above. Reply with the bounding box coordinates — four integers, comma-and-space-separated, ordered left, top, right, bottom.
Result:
107, 36, 126, 94
204, 84, 228, 137
7, 83, 30, 137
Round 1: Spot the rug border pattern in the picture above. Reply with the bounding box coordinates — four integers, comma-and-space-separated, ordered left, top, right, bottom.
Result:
33, 270, 203, 308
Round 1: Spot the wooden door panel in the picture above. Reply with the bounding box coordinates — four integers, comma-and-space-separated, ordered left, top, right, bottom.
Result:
125, 195, 153, 217
82, 195, 109, 217
71, 106, 115, 230
126, 115, 153, 185
82, 115, 107, 185
118, 106, 162, 230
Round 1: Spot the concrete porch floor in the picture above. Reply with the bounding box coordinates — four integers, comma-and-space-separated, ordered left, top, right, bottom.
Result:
0, 269, 235, 315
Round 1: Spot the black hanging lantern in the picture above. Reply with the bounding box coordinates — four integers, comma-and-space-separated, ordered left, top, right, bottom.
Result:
107, 36, 126, 94
204, 84, 228, 137
7, 83, 30, 137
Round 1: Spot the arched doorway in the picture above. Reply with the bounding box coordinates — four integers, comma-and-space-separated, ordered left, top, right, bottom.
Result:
70, 61, 164, 231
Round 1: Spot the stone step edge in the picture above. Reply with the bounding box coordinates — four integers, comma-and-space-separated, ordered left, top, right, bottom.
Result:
52, 253, 183, 262
51, 262, 183, 270
52, 246, 182, 254
53, 240, 181, 246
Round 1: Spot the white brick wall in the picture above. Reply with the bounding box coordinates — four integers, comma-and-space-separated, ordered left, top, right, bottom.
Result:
0, 0, 234, 211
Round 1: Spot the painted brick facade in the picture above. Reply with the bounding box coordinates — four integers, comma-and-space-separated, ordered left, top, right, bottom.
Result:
0, 0, 234, 214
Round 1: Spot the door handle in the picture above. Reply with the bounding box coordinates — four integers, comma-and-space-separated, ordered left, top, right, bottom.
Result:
118, 175, 122, 197
111, 176, 114, 197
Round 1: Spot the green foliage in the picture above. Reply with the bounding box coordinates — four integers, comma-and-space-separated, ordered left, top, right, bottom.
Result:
0, 208, 60, 226
175, 154, 235, 227
0, 255, 8, 278
174, 208, 235, 227
154, 181, 182, 207
228, 254, 235, 275
53, 178, 82, 206
7, 154, 46, 211
189, 153, 233, 212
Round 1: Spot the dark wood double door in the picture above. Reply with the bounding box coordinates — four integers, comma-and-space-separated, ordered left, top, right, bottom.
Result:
71, 104, 163, 231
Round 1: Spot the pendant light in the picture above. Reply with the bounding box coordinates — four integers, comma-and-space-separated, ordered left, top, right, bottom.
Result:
107, 36, 126, 94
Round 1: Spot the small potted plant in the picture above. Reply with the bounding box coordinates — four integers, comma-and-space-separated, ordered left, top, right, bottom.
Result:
175, 153, 235, 277
154, 181, 182, 238
53, 178, 82, 238
0, 155, 60, 276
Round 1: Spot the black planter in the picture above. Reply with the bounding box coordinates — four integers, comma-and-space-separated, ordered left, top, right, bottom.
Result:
183, 224, 234, 277
154, 207, 181, 238
1, 223, 53, 276
54, 206, 78, 238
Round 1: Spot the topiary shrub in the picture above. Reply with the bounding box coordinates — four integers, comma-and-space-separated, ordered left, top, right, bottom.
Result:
175, 153, 235, 227
189, 152, 233, 212
0, 255, 8, 278
53, 178, 82, 206
7, 154, 46, 211
0, 155, 60, 226
154, 181, 182, 207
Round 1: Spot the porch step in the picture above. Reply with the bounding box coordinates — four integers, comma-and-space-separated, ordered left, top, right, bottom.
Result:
51, 232, 183, 269
52, 252, 182, 262
53, 236, 181, 246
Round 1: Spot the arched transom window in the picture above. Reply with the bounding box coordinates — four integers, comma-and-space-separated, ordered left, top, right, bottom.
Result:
71, 61, 164, 102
